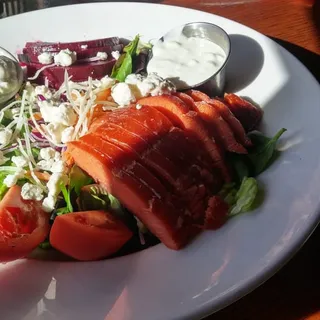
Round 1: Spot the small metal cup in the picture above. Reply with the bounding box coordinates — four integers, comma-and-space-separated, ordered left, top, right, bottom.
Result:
154, 22, 231, 97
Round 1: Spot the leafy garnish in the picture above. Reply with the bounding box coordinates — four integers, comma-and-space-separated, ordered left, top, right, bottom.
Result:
247, 128, 286, 175
39, 240, 52, 250
227, 177, 259, 216
69, 165, 93, 196
228, 128, 286, 181
56, 206, 70, 216
58, 165, 93, 214
221, 129, 285, 217
59, 181, 73, 213
111, 35, 140, 82
0, 172, 9, 201
78, 184, 136, 229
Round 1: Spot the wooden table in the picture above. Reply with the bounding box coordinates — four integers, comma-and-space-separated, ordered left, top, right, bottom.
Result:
1, 0, 319, 319
163, 1, 320, 319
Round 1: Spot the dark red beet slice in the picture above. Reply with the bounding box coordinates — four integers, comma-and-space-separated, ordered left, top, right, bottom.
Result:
24, 37, 120, 54
21, 44, 123, 64
25, 59, 116, 89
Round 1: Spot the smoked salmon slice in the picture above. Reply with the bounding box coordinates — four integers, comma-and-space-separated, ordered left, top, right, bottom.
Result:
67, 140, 199, 249
92, 125, 188, 192
223, 93, 263, 132
181, 91, 252, 147
193, 101, 247, 154
137, 95, 230, 182
90, 105, 173, 137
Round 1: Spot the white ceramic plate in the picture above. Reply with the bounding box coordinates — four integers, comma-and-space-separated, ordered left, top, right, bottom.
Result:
1, 3, 320, 320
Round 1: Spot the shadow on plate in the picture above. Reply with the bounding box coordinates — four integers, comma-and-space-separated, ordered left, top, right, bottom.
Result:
224, 34, 265, 93
0, 260, 57, 320
270, 37, 320, 83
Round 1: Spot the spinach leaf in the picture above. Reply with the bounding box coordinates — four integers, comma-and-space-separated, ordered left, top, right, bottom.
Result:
69, 165, 93, 196
0, 172, 9, 200
59, 181, 73, 213
39, 240, 52, 250
113, 54, 133, 83
58, 165, 93, 214
78, 184, 136, 229
227, 177, 259, 216
247, 128, 286, 175
111, 35, 140, 82
56, 206, 70, 216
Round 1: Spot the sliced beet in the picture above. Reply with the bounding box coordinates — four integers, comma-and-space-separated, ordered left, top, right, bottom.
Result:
25, 58, 116, 89
24, 37, 120, 54
21, 44, 124, 64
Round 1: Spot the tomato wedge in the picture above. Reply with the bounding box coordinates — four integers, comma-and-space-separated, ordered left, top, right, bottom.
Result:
49, 210, 133, 261
0, 186, 50, 263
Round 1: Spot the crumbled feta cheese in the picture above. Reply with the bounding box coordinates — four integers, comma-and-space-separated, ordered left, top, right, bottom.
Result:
147, 73, 175, 96
3, 168, 26, 187
39, 101, 57, 122
38, 52, 54, 65
21, 182, 44, 201
25, 81, 36, 101
40, 101, 77, 127
61, 126, 74, 144
54, 49, 77, 67
124, 73, 176, 99
47, 172, 68, 198
80, 45, 88, 50
125, 74, 144, 86
96, 52, 108, 61
11, 155, 28, 168
42, 195, 56, 212
136, 104, 142, 110
46, 122, 67, 144
40, 147, 60, 161
111, 51, 121, 60
99, 76, 116, 89
0, 127, 12, 145
0, 150, 9, 165
35, 85, 53, 100
55, 103, 77, 126
137, 80, 155, 97
51, 160, 66, 173
111, 83, 136, 106
37, 159, 55, 171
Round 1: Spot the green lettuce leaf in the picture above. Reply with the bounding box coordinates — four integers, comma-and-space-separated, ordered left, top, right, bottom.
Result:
58, 165, 93, 214
111, 35, 140, 82
69, 165, 93, 196
0, 172, 9, 201
228, 177, 259, 216
247, 128, 286, 175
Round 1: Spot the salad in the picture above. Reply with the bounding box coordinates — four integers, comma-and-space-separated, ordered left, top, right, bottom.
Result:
0, 34, 286, 262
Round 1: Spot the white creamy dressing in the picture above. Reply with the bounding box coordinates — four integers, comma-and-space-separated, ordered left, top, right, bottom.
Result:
0, 56, 20, 97
147, 34, 226, 89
